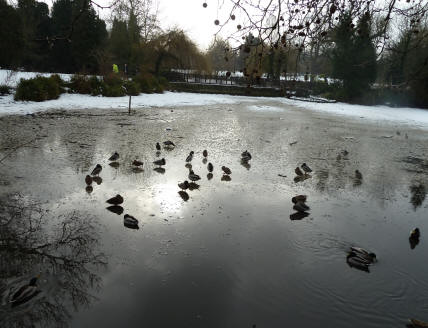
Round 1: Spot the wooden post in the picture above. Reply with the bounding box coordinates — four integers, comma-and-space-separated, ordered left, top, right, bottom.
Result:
128, 95, 132, 114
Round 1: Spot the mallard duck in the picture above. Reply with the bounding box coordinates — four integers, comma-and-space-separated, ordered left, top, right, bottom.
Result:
293, 202, 310, 213
106, 205, 124, 215
132, 160, 144, 167
410, 228, 420, 239
355, 170, 363, 179
207, 162, 213, 172
292, 195, 307, 204
10, 275, 40, 305
163, 140, 175, 148
156, 142, 161, 151
241, 150, 252, 158
178, 181, 190, 190
350, 247, 376, 262
124, 214, 139, 229
186, 151, 194, 163
203, 150, 208, 158
409, 318, 428, 327
153, 158, 166, 167
207, 173, 213, 180
241, 150, 252, 162
346, 253, 370, 272
92, 176, 102, 185
301, 163, 312, 173
85, 185, 93, 194
108, 152, 119, 161
295, 167, 304, 176
188, 170, 201, 182
178, 190, 190, 201
222, 166, 231, 175
91, 164, 102, 176
106, 194, 124, 205
347, 251, 372, 265
188, 182, 200, 190
85, 175, 92, 186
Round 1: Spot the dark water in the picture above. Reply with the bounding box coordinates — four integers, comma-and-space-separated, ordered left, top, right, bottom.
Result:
1, 103, 428, 327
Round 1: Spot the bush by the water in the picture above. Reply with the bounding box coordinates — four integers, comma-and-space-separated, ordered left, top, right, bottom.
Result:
68, 75, 105, 96
14, 75, 62, 101
135, 72, 167, 93
0, 84, 12, 95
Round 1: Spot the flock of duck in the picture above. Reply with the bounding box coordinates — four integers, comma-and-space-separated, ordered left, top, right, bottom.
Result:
7, 142, 425, 326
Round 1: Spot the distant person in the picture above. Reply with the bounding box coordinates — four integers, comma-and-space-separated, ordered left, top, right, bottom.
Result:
112, 64, 119, 74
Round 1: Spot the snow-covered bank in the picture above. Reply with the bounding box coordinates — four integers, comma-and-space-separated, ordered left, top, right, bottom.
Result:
279, 98, 428, 129
0, 92, 250, 115
0, 69, 73, 87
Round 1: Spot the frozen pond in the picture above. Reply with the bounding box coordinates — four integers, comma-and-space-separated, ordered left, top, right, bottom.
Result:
1, 99, 428, 327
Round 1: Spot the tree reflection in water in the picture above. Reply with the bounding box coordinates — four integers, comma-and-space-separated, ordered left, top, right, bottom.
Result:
0, 196, 107, 327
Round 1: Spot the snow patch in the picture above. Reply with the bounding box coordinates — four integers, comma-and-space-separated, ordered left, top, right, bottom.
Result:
248, 105, 284, 112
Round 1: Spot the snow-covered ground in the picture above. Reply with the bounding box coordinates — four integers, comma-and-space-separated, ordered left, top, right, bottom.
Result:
1, 69, 428, 130
0, 69, 73, 87
0, 92, 250, 115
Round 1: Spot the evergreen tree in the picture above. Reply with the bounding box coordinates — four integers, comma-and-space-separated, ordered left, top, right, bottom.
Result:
331, 12, 377, 100
0, 0, 24, 68
109, 18, 131, 71
51, 0, 107, 73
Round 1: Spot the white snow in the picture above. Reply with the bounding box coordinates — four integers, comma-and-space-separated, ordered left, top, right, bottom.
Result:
278, 98, 428, 129
0, 69, 72, 87
248, 105, 284, 112
0, 92, 250, 116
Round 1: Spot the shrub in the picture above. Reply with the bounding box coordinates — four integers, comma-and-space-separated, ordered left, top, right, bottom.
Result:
0, 84, 12, 95
14, 75, 61, 102
68, 75, 92, 94
89, 76, 105, 96
101, 73, 126, 97
123, 80, 140, 96
135, 72, 165, 94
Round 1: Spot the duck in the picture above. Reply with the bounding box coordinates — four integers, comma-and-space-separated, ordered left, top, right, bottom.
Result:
132, 159, 144, 167
153, 158, 166, 167
241, 150, 252, 162
163, 140, 175, 148
293, 202, 310, 213
85, 175, 93, 186
186, 151, 194, 163
355, 170, 363, 179
92, 176, 102, 185
156, 142, 161, 151
91, 164, 102, 176
221, 175, 232, 182
178, 190, 190, 201
295, 167, 304, 176
410, 228, 420, 239
85, 185, 93, 194
178, 181, 190, 190
347, 251, 372, 265
106, 194, 124, 205
301, 163, 312, 174
108, 152, 119, 161
207, 162, 213, 173
241, 150, 252, 158
222, 166, 232, 175
124, 214, 139, 229
207, 173, 213, 180
188, 170, 201, 182
350, 247, 377, 263
10, 275, 40, 305
203, 150, 208, 158
292, 195, 307, 204
346, 253, 370, 272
